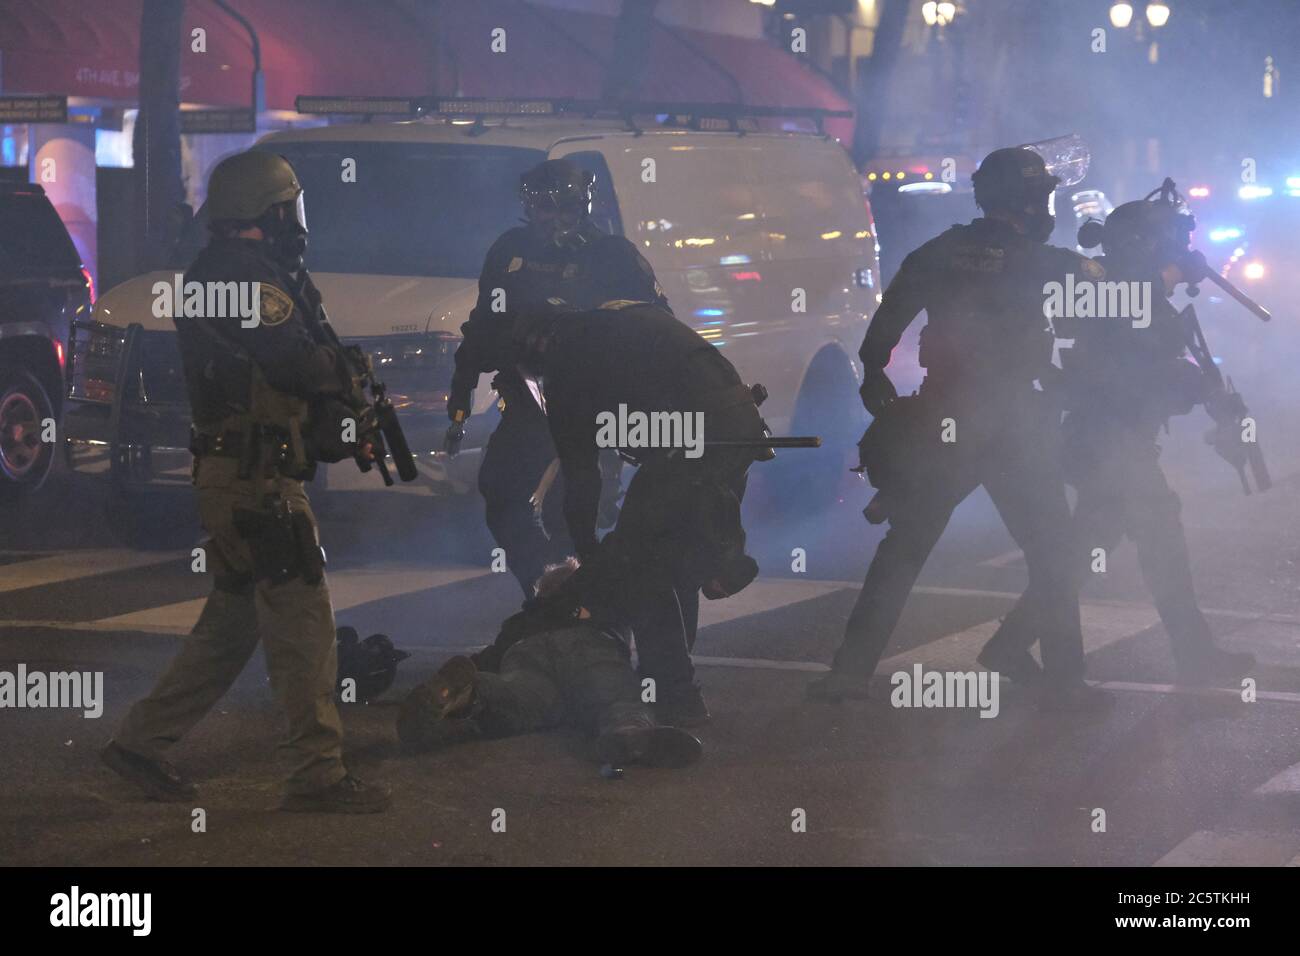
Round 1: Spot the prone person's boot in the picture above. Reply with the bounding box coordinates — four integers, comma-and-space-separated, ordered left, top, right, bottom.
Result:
396, 655, 484, 753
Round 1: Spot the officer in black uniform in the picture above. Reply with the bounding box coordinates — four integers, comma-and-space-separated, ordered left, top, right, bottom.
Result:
444, 159, 668, 596
103, 150, 390, 813
806, 146, 1110, 712
511, 298, 768, 725
979, 191, 1256, 683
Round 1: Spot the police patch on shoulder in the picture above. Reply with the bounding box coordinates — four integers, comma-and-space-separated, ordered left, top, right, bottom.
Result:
1080, 258, 1106, 280
258, 283, 295, 327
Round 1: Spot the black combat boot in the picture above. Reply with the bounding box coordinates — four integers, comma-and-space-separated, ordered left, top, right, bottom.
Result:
596, 724, 703, 769
655, 682, 711, 727
280, 774, 392, 814
976, 644, 1044, 686
101, 741, 197, 802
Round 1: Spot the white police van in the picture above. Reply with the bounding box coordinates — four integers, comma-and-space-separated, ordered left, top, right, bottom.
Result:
62, 98, 879, 526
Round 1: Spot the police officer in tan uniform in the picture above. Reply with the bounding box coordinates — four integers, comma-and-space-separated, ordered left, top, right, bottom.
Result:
102, 151, 390, 813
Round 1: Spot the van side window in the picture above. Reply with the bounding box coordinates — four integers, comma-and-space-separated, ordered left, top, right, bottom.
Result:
559, 150, 624, 237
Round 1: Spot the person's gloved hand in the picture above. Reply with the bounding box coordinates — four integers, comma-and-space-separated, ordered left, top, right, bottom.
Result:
859, 367, 898, 417
444, 420, 466, 457
1177, 248, 1210, 285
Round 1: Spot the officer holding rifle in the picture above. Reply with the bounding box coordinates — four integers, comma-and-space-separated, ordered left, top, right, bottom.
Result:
103, 151, 404, 813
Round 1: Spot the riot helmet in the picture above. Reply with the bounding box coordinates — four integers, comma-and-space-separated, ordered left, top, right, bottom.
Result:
207, 150, 309, 268
1081, 179, 1197, 273
520, 158, 596, 247
972, 146, 1060, 242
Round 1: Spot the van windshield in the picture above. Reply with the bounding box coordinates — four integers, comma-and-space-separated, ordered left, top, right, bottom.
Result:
262, 141, 546, 278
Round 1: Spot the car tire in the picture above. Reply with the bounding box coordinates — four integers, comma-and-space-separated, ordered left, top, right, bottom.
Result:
0, 366, 57, 500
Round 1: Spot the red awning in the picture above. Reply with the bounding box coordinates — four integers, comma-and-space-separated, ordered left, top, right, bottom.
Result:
434, 2, 855, 143
0, 0, 850, 140
0, 0, 434, 109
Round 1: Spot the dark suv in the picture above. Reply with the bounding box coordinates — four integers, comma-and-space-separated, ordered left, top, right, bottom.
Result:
0, 182, 93, 497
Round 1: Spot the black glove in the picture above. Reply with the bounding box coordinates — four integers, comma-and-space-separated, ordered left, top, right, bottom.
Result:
859, 368, 898, 417
1177, 248, 1211, 286
444, 420, 466, 457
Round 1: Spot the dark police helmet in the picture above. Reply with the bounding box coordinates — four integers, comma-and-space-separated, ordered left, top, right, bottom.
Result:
207, 150, 306, 227
972, 146, 1060, 213
1078, 178, 1197, 266
520, 158, 596, 220
335, 626, 409, 703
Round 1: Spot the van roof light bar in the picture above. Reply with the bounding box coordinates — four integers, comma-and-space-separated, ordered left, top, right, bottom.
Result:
295, 95, 851, 132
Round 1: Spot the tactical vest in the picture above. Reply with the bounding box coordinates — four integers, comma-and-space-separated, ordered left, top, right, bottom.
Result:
185, 314, 313, 480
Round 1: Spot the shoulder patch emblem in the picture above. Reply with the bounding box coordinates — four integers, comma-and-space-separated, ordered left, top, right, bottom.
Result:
1081, 258, 1106, 280
507, 256, 524, 273
258, 283, 295, 327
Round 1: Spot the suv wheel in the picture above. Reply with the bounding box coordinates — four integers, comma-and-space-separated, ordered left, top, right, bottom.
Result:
0, 367, 56, 498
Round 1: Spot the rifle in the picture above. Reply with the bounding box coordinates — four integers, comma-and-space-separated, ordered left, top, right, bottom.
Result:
1178, 300, 1271, 494
1144, 179, 1272, 495
296, 270, 418, 486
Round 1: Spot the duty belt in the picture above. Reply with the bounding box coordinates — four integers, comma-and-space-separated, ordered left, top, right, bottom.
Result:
189, 428, 246, 459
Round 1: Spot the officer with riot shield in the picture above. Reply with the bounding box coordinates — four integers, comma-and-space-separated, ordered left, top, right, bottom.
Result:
808, 145, 1111, 712
444, 159, 668, 596
103, 150, 391, 813
980, 181, 1260, 683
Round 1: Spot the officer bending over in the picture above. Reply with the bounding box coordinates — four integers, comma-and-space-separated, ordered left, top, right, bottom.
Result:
512, 299, 768, 725
445, 159, 667, 596
102, 150, 390, 813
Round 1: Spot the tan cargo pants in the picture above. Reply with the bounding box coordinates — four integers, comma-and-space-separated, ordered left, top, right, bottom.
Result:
116, 456, 347, 795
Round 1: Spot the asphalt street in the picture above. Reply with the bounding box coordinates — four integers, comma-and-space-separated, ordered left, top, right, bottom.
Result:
2, 403, 1298, 866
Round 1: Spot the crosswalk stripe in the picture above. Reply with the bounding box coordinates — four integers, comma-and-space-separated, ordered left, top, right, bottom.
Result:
1254, 761, 1300, 794
5, 566, 493, 636
0, 549, 186, 594
978, 548, 1025, 568
912, 584, 1300, 627
694, 655, 830, 673
1154, 829, 1300, 867
697, 577, 851, 629
878, 602, 1162, 672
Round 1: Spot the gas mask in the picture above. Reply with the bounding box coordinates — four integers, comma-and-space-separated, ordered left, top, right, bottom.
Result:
1024, 191, 1056, 243
525, 203, 587, 249
259, 194, 309, 271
